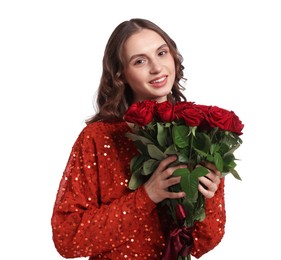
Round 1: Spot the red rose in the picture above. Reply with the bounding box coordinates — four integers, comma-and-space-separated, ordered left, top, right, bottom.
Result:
193, 104, 210, 114
174, 102, 205, 126
205, 106, 244, 135
155, 101, 175, 122
124, 100, 157, 126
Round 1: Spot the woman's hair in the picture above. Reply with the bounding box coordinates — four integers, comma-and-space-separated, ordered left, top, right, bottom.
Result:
87, 18, 187, 123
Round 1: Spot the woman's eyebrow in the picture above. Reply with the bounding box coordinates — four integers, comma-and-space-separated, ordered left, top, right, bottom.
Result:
128, 43, 169, 62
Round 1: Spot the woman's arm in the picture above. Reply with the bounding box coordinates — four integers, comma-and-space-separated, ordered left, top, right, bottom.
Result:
51, 130, 157, 258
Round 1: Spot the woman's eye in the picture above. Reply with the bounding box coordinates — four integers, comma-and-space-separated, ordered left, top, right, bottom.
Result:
134, 59, 145, 65
159, 50, 167, 56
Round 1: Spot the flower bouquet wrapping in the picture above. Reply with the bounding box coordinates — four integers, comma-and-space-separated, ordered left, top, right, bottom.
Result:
124, 100, 244, 260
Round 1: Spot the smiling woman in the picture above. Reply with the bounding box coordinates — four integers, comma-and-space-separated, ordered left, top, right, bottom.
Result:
51, 18, 226, 260
122, 30, 176, 103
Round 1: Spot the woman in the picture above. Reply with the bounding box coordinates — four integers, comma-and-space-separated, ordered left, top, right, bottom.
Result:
51, 18, 225, 259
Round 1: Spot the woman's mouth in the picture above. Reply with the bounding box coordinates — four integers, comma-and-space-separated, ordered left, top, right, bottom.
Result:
149, 76, 168, 87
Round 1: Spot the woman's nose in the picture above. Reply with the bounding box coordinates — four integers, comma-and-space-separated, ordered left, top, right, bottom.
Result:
149, 59, 162, 74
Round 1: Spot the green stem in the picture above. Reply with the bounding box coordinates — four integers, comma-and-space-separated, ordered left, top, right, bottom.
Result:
178, 255, 191, 260
188, 130, 194, 169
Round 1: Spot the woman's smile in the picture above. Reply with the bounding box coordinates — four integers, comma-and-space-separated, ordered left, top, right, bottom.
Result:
149, 75, 168, 88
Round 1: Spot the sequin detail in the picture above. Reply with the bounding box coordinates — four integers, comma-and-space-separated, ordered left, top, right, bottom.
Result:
51, 121, 226, 259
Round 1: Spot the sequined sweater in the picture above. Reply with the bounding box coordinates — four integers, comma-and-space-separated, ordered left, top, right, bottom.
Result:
51, 121, 226, 259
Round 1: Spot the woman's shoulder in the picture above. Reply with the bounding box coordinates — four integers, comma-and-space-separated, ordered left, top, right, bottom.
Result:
81, 120, 128, 138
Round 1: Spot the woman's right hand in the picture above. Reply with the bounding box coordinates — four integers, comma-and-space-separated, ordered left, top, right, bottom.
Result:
143, 155, 187, 204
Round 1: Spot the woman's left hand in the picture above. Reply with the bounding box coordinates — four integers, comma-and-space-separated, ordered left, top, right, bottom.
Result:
198, 162, 222, 199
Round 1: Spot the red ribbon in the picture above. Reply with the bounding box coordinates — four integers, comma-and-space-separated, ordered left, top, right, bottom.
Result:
176, 203, 187, 225
162, 204, 194, 260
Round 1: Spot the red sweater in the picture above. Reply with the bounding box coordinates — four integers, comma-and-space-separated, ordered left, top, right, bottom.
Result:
51, 121, 226, 259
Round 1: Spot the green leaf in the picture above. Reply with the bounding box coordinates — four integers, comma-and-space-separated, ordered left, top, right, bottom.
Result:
193, 147, 208, 157
143, 159, 159, 175
218, 143, 230, 155
182, 193, 206, 225
210, 143, 220, 155
172, 168, 189, 185
164, 144, 177, 155
224, 143, 240, 156
191, 166, 209, 177
188, 178, 200, 203
194, 206, 206, 222
182, 197, 194, 213
206, 154, 214, 162
177, 150, 189, 164
228, 160, 237, 169
223, 153, 235, 164
125, 132, 153, 145
194, 193, 206, 222
133, 140, 149, 155
230, 168, 242, 180
130, 155, 145, 173
157, 123, 167, 147
193, 132, 211, 153
172, 125, 190, 148
173, 168, 199, 203
182, 197, 195, 226
128, 170, 143, 190
214, 152, 223, 172
147, 144, 166, 160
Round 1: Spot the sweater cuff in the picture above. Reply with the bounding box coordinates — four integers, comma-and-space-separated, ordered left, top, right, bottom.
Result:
135, 185, 157, 214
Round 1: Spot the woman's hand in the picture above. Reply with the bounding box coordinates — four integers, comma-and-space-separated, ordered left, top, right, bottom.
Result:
143, 155, 187, 204
198, 162, 222, 199
144, 158, 222, 203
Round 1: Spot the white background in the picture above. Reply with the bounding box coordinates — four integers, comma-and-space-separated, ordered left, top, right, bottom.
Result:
1, 0, 280, 259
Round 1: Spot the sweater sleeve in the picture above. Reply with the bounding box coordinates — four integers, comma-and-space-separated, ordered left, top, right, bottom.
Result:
191, 178, 226, 258
51, 129, 157, 258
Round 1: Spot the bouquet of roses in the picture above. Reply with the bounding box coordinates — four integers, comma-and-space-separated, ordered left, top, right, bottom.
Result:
124, 99, 244, 260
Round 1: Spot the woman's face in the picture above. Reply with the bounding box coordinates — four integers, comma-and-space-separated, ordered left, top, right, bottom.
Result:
122, 29, 176, 103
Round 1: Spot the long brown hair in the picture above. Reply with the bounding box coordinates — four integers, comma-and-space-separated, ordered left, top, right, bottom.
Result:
87, 18, 186, 123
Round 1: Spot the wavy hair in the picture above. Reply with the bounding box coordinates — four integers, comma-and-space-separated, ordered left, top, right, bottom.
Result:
87, 18, 186, 123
